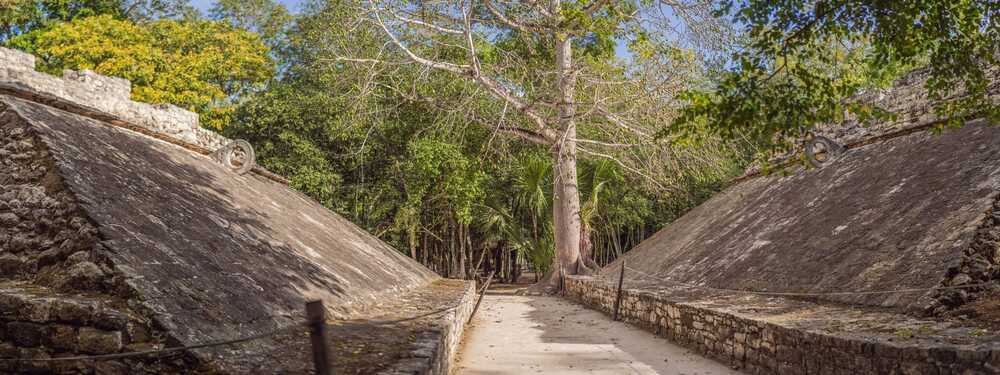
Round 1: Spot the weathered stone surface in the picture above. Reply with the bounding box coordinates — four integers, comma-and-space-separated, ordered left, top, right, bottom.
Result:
49, 298, 96, 323
0, 47, 229, 150
0, 77, 469, 372
46, 324, 77, 350
0, 254, 26, 275
2, 93, 438, 321
5, 321, 44, 347
607, 117, 1000, 310
54, 261, 106, 291
76, 327, 122, 354
0, 47, 34, 71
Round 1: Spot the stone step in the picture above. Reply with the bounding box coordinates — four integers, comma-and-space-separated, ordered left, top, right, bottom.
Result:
0, 282, 153, 356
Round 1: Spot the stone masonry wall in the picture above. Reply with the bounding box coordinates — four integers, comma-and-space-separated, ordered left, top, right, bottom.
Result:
565, 276, 1000, 375
433, 281, 476, 375
0, 46, 228, 151
381, 281, 477, 375
0, 106, 184, 374
0, 109, 102, 291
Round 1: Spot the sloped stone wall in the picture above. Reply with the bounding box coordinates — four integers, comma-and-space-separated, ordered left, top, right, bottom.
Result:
0, 91, 442, 371
0, 104, 183, 374
605, 119, 1000, 311
0, 109, 102, 291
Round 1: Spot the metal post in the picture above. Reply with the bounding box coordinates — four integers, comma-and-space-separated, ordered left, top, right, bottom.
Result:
612, 259, 626, 321
306, 300, 332, 375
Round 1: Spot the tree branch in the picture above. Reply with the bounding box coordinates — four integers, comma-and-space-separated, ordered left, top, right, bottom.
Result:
387, 8, 464, 34
581, 0, 610, 16
572, 138, 647, 148
372, 7, 470, 74
483, 0, 548, 32
578, 146, 675, 192
595, 106, 652, 138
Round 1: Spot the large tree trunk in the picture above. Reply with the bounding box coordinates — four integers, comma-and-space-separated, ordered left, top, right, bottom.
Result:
551, 30, 584, 278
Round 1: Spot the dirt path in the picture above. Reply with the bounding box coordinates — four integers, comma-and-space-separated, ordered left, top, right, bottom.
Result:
455, 294, 742, 375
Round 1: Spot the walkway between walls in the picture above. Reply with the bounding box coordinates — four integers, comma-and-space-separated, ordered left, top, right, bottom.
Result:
455, 291, 742, 375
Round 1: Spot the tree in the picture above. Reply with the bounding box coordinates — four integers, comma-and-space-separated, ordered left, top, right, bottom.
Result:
210, 0, 292, 50
225, 0, 750, 283
675, 0, 999, 159
335, 0, 741, 286
0, 0, 195, 40
9, 14, 274, 129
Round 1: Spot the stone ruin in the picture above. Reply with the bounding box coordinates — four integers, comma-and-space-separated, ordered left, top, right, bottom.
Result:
0, 47, 476, 374
566, 68, 1000, 374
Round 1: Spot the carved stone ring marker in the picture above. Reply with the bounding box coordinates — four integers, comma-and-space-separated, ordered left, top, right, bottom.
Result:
213, 140, 256, 175
804, 136, 844, 168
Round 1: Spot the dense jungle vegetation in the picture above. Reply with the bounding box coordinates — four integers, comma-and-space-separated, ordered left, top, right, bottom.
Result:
3, 0, 995, 282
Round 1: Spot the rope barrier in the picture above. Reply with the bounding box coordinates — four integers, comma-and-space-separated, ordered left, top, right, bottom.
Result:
360, 306, 458, 326
619, 266, 997, 297
0, 322, 308, 363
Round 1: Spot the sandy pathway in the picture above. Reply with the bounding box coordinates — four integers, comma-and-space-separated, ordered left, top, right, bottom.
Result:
455, 294, 742, 375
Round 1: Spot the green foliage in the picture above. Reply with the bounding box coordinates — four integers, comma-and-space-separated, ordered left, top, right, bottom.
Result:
10, 14, 274, 129
210, 0, 291, 49
0, 0, 195, 40
673, 0, 999, 159
218, 0, 752, 279
402, 139, 486, 225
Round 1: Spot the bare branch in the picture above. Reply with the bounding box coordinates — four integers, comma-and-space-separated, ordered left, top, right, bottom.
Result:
463, 0, 480, 76
372, 7, 470, 74
474, 74, 554, 135
483, 0, 548, 32
581, 0, 610, 16
382, 82, 555, 145
595, 106, 653, 138
571, 138, 648, 148
387, 8, 464, 34
578, 146, 675, 192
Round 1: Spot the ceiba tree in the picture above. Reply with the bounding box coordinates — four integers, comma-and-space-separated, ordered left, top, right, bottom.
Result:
337, 0, 733, 285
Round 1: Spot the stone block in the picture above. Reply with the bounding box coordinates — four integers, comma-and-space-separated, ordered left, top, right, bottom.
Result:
899, 361, 938, 375
5, 321, 44, 347
55, 261, 106, 291
0, 254, 26, 275
0, 48, 36, 71
46, 324, 77, 350
51, 298, 96, 323
77, 327, 122, 354
62, 70, 131, 100
94, 309, 129, 331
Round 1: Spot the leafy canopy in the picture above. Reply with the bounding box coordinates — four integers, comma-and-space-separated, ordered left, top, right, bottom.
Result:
0, 0, 195, 40
673, 0, 999, 158
10, 14, 274, 129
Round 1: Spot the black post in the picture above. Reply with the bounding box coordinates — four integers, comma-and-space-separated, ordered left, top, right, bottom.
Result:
306, 300, 332, 375
469, 271, 495, 324
612, 259, 626, 321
